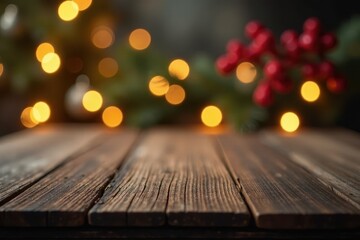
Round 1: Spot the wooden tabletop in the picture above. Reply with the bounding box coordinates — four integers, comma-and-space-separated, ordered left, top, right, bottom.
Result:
0, 125, 359, 238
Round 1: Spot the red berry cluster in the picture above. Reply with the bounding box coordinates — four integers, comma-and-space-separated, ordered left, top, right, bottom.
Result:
216, 18, 346, 107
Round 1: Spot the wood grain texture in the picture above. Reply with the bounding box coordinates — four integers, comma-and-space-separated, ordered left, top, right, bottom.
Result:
218, 133, 360, 229
0, 129, 138, 226
262, 129, 360, 210
0, 125, 102, 205
89, 129, 249, 227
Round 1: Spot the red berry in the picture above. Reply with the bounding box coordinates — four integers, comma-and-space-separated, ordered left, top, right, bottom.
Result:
281, 30, 298, 46
302, 64, 317, 78
245, 21, 264, 39
285, 41, 301, 59
215, 55, 233, 75
254, 29, 275, 52
299, 32, 318, 51
319, 61, 335, 79
327, 76, 346, 93
303, 17, 321, 35
253, 81, 273, 107
321, 32, 337, 51
271, 77, 293, 93
264, 60, 283, 80
226, 40, 245, 57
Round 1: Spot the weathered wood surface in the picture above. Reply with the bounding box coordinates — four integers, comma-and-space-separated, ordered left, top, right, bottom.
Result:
262, 129, 360, 210
0, 125, 102, 205
218, 133, 360, 229
89, 129, 249, 226
0, 125, 359, 233
0, 129, 138, 226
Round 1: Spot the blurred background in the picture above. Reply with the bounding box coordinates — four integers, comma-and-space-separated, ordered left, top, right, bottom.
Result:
0, 0, 359, 136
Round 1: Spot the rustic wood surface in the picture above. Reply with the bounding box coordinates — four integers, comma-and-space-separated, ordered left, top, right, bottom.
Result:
217, 133, 360, 229
0, 125, 359, 238
89, 129, 249, 227
262, 129, 360, 210
0, 125, 102, 205
0, 129, 137, 226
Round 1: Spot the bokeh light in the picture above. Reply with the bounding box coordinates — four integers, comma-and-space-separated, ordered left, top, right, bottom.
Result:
168, 59, 190, 80
82, 90, 103, 112
165, 84, 185, 105
0, 63, 4, 77
148, 76, 169, 96
58, 1, 79, 21
32, 101, 51, 123
280, 112, 300, 133
236, 62, 257, 83
102, 106, 123, 128
201, 105, 223, 127
301, 80, 320, 102
129, 28, 151, 50
20, 107, 39, 128
98, 57, 118, 78
91, 26, 114, 49
41, 52, 61, 74
73, 0, 92, 11
35, 42, 55, 62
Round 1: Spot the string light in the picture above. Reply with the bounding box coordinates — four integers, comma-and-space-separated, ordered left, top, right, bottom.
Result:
91, 26, 114, 49
41, 52, 61, 74
73, 0, 92, 11
301, 80, 320, 102
20, 107, 39, 128
82, 90, 103, 112
168, 59, 190, 80
102, 106, 123, 128
236, 62, 257, 83
35, 42, 54, 62
129, 28, 151, 50
58, 1, 79, 21
201, 105, 223, 127
280, 112, 300, 133
98, 58, 118, 78
148, 76, 169, 96
165, 84, 185, 105
32, 101, 51, 123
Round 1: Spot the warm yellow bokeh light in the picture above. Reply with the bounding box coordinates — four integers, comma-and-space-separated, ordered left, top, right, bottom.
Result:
32, 101, 51, 123
129, 28, 151, 50
201, 105, 223, 127
236, 62, 257, 83
0, 63, 4, 77
20, 107, 39, 128
301, 81, 320, 102
148, 76, 169, 96
168, 59, 190, 80
280, 112, 300, 133
35, 42, 54, 62
98, 58, 118, 78
82, 90, 103, 112
41, 52, 61, 74
165, 84, 185, 105
73, 0, 92, 11
102, 106, 123, 128
91, 26, 114, 49
58, 1, 79, 21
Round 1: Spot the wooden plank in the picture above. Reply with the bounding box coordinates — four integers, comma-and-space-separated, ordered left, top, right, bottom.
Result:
89, 129, 249, 227
262, 129, 360, 210
0, 129, 138, 226
218, 133, 360, 229
0, 125, 102, 205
